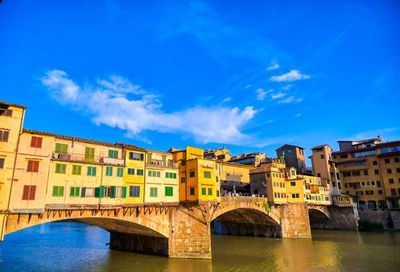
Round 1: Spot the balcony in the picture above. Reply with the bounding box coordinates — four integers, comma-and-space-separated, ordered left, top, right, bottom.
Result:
52, 152, 124, 166
146, 159, 178, 168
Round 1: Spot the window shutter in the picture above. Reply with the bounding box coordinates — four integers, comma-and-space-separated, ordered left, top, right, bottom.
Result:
94, 187, 100, 197
22, 185, 29, 200
146, 153, 152, 164
140, 154, 144, 161
122, 187, 127, 198
108, 150, 113, 158
81, 187, 86, 197
27, 160, 33, 172
110, 186, 116, 198
100, 186, 105, 198
55, 143, 61, 153
70, 187, 74, 196
37, 137, 43, 148
29, 185, 36, 200
60, 186, 64, 196
3, 131, 9, 141
30, 137, 36, 147
33, 161, 39, 172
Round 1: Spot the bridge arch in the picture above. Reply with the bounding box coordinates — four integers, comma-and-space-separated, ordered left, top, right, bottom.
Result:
210, 198, 282, 237
308, 207, 330, 228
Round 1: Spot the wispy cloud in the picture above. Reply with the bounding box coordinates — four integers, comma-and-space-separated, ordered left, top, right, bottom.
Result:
41, 70, 257, 144
281, 84, 292, 91
256, 88, 273, 101
295, 113, 302, 118
278, 96, 303, 104
266, 61, 279, 70
270, 70, 310, 82
271, 92, 287, 99
222, 97, 231, 102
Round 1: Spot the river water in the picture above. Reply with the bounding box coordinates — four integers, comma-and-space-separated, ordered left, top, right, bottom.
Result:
0, 222, 399, 272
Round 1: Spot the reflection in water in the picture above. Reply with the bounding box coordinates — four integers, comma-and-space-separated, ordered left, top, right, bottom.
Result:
0, 222, 400, 272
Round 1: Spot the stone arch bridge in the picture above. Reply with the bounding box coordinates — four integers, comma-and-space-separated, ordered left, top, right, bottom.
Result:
2, 197, 357, 259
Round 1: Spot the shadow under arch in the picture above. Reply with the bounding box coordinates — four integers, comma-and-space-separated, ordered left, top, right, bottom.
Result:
212, 208, 282, 238
308, 208, 330, 229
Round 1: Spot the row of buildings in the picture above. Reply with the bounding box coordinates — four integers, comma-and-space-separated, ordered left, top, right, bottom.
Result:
1, 101, 398, 237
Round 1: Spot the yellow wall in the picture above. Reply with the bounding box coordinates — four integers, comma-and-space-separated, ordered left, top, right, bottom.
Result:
9, 132, 54, 212
0, 104, 25, 241
216, 161, 252, 183
123, 148, 145, 205
144, 151, 179, 204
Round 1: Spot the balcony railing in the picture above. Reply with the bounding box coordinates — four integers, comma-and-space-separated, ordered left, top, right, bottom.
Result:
52, 152, 124, 166
146, 160, 178, 168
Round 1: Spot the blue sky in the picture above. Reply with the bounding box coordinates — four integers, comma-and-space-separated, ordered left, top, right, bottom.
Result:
1, 0, 399, 163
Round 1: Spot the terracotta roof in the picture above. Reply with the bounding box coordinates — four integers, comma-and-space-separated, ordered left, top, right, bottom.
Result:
311, 144, 331, 150
0, 101, 26, 109
115, 142, 146, 152
276, 144, 304, 151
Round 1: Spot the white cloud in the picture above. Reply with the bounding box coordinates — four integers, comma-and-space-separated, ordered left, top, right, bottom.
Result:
41, 70, 257, 144
281, 84, 292, 91
271, 92, 287, 99
256, 88, 273, 101
245, 84, 252, 89
295, 113, 302, 118
278, 96, 303, 104
222, 97, 231, 102
266, 119, 275, 124
266, 61, 279, 70
269, 70, 310, 82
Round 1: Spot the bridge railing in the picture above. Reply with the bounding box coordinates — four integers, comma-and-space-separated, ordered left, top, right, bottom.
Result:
220, 196, 268, 204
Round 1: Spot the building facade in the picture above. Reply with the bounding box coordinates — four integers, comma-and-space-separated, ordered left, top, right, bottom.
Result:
228, 152, 266, 167
276, 144, 307, 174
203, 147, 231, 162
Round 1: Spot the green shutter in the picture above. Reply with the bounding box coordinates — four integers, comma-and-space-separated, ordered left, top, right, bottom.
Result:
165, 186, 173, 196
117, 168, 123, 177
70, 187, 74, 196
110, 186, 116, 198
202, 187, 206, 195
81, 187, 86, 197
55, 143, 61, 153
59, 186, 64, 196
157, 171, 160, 177
173, 173, 176, 179
52, 186, 57, 197
55, 164, 61, 173
146, 153, 152, 164
106, 166, 112, 176
85, 147, 95, 162
108, 150, 113, 158
162, 155, 166, 166
208, 188, 212, 195
122, 187, 127, 198
94, 187, 100, 197
100, 186, 105, 198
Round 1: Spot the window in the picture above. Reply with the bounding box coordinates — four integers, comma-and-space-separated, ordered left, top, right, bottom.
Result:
166, 172, 177, 179
291, 170, 296, 176
290, 182, 296, 186
27, 160, 39, 172
395, 158, 400, 163
292, 194, 296, 198
397, 168, 400, 173
87, 166, 97, 176
208, 188, 212, 195
371, 181, 375, 186
55, 163, 66, 174
389, 178, 394, 184
0, 130, 10, 142
202, 187, 206, 195
387, 168, 392, 174
181, 177, 185, 183
385, 158, 390, 164
321, 154, 324, 159
129, 186, 140, 197
22, 185, 36, 200
0, 158, 4, 169
373, 161, 377, 165
117, 168, 124, 177
129, 152, 144, 161
351, 153, 355, 158
55, 143, 68, 154
137, 169, 144, 176
72, 165, 82, 175
85, 188, 94, 197
148, 170, 160, 177
352, 171, 360, 176
85, 147, 95, 162
378, 190, 383, 195
190, 187, 195, 195
70, 187, 80, 197
104, 186, 112, 198
364, 170, 368, 176
106, 166, 113, 176
377, 181, 381, 187
150, 187, 158, 197
217, 190, 220, 197
380, 148, 389, 154
165, 186, 173, 196
204, 171, 211, 178
52, 186, 64, 197
317, 173, 321, 177
1, 109, 13, 117
108, 149, 118, 159
190, 171, 195, 177
127, 168, 135, 175
391, 189, 397, 196
374, 169, 379, 175
30, 136, 43, 148
366, 190, 374, 195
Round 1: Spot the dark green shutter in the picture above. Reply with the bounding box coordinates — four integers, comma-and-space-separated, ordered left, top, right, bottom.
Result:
122, 187, 127, 198
147, 153, 152, 164
81, 187, 86, 197
100, 186, 105, 198
94, 187, 100, 197
110, 186, 116, 198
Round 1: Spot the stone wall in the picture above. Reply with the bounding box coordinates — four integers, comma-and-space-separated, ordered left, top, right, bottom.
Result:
279, 203, 311, 238
309, 206, 358, 230
214, 220, 281, 237
358, 208, 400, 230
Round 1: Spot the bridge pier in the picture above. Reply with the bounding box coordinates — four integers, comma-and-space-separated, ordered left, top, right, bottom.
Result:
280, 203, 312, 239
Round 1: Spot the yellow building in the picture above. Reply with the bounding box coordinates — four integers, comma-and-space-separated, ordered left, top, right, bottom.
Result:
300, 174, 331, 205
144, 150, 179, 204
44, 132, 125, 208
170, 146, 220, 203
216, 161, 254, 195
203, 147, 231, 161
9, 129, 54, 213
284, 167, 306, 203
0, 102, 26, 241
117, 143, 146, 205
